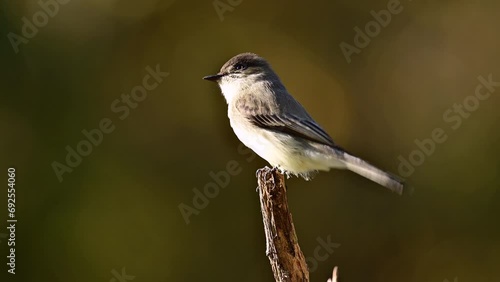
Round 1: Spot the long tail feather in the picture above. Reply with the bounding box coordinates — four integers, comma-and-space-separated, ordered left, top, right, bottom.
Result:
342, 152, 404, 195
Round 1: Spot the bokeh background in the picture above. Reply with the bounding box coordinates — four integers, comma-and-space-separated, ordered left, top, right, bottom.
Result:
1, 0, 500, 281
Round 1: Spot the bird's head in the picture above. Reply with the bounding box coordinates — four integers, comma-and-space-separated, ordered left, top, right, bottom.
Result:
203, 53, 276, 102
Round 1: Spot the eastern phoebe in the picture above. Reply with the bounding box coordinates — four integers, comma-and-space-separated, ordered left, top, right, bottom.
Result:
203, 53, 404, 194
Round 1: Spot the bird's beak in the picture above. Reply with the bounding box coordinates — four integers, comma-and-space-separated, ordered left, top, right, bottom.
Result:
203, 73, 224, 82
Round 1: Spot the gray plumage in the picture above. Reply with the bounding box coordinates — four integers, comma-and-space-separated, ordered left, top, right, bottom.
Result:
204, 53, 404, 195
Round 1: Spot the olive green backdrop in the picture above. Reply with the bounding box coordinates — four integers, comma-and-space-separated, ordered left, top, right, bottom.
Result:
1, 0, 499, 281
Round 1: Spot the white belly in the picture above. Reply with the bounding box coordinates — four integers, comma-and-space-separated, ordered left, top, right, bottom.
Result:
230, 119, 335, 174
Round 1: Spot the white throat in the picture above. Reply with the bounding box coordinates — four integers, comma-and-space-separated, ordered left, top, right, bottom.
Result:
219, 79, 248, 105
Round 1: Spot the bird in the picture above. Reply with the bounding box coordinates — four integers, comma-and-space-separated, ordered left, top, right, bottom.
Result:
203, 52, 404, 194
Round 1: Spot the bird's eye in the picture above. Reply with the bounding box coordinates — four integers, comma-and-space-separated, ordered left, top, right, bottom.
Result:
234, 63, 247, 71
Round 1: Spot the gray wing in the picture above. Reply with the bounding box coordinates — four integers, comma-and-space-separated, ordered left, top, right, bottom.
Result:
250, 114, 337, 147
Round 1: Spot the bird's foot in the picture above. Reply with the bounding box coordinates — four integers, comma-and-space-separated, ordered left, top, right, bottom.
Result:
272, 166, 289, 177
256, 166, 273, 178
256, 166, 292, 179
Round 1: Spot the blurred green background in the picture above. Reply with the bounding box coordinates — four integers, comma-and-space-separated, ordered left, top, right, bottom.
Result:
1, 0, 500, 281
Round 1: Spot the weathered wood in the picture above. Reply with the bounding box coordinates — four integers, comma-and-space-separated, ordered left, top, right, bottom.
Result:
256, 167, 309, 282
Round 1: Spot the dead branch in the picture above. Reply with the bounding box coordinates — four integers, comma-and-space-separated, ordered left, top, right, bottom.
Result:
256, 167, 309, 282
